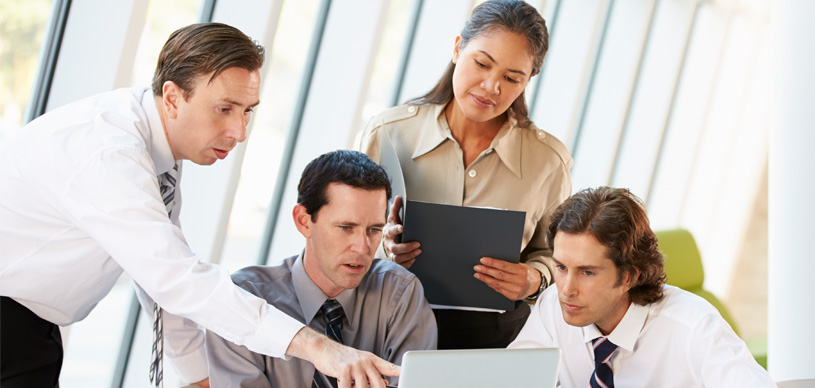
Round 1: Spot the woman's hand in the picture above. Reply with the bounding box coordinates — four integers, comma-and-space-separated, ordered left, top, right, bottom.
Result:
382, 196, 421, 268
473, 258, 542, 300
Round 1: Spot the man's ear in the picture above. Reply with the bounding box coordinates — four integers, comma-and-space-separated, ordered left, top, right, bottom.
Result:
161, 81, 182, 119
292, 204, 312, 238
452, 35, 463, 64
623, 268, 640, 291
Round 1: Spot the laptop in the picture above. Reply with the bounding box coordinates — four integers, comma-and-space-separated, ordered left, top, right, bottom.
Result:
396, 348, 560, 388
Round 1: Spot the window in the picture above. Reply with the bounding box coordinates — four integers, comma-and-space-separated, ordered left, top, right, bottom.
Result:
52, 1, 200, 386
0, 0, 53, 142
219, 0, 322, 271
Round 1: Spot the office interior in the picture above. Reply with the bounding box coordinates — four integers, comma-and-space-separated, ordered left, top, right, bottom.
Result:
0, 0, 811, 386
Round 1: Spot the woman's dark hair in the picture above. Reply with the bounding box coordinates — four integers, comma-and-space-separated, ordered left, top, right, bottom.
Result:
152, 22, 265, 99
547, 187, 667, 305
407, 0, 549, 127
298, 150, 392, 220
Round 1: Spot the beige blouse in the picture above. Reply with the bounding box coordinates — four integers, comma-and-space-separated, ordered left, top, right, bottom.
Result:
357, 103, 573, 285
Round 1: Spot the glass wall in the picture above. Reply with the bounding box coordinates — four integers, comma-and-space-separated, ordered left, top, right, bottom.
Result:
219, 0, 321, 271
47, 1, 200, 386
14, 0, 771, 385
0, 0, 52, 142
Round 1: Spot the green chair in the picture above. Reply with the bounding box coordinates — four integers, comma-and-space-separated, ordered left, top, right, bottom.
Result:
654, 228, 767, 368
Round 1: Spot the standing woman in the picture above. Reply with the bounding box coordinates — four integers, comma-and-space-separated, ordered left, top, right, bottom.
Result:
357, 0, 573, 349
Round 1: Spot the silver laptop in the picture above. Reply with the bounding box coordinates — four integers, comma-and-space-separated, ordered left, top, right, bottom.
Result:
396, 348, 560, 388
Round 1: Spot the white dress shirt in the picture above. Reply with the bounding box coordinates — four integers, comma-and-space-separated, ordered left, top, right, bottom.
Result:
509, 285, 776, 387
0, 87, 303, 383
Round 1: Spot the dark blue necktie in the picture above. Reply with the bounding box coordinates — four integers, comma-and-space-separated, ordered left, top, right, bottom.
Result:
590, 337, 618, 388
312, 299, 345, 388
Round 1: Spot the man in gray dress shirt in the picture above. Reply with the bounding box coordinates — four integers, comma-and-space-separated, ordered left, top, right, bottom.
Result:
206, 150, 437, 387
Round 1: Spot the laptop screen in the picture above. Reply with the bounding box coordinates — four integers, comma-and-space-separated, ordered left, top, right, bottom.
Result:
397, 348, 560, 388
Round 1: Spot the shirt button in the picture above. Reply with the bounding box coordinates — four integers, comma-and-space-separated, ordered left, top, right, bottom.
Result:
407, 105, 416, 113
468, 170, 477, 178
537, 130, 546, 140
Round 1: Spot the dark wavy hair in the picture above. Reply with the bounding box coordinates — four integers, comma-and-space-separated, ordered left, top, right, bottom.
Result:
407, 0, 549, 128
298, 150, 392, 220
547, 187, 666, 305
152, 22, 265, 99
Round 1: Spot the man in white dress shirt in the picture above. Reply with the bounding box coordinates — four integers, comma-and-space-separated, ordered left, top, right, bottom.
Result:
0, 23, 398, 388
509, 187, 775, 387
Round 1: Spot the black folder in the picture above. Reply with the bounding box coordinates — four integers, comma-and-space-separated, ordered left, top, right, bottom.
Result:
401, 200, 525, 311
378, 127, 526, 311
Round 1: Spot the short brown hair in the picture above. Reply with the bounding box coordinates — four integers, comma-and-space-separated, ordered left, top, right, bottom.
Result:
151, 22, 264, 99
298, 150, 392, 221
547, 187, 666, 305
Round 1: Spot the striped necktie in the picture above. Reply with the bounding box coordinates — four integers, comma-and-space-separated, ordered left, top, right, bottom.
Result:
159, 164, 179, 218
313, 299, 345, 388
590, 337, 618, 388
149, 163, 178, 387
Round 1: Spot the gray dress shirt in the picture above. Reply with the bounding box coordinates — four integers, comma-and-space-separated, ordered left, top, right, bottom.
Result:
206, 254, 438, 387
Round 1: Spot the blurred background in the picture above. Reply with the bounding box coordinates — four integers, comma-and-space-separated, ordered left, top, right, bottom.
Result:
0, 0, 774, 386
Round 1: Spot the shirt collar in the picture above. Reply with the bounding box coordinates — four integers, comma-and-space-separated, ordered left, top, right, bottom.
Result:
580, 302, 648, 352
410, 104, 523, 178
490, 111, 522, 178
291, 251, 357, 326
141, 88, 176, 175
411, 104, 451, 160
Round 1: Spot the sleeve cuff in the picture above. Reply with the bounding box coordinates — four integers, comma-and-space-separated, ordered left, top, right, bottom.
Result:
246, 304, 304, 360
526, 261, 552, 286
166, 343, 209, 384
